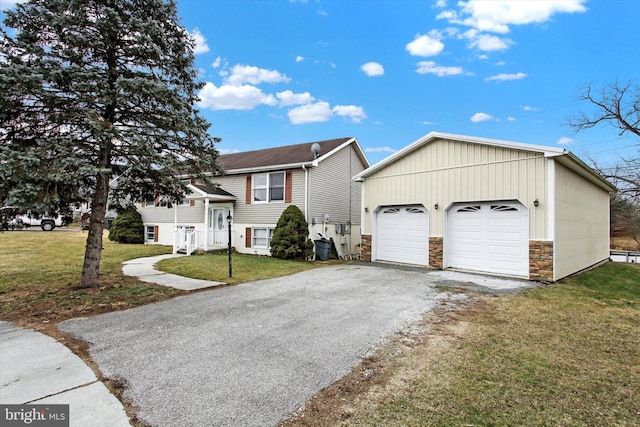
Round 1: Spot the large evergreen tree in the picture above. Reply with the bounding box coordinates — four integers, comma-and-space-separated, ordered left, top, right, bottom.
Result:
0, 0, 222, 287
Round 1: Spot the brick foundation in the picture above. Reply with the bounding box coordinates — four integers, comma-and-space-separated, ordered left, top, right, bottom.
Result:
529, 240, 554, 282
361, 234, 372, 262
429, 237, 443, 269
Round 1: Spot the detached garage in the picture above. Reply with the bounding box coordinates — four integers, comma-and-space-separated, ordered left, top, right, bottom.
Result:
355, 132, 616, 282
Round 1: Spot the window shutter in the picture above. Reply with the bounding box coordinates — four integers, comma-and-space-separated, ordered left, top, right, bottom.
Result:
153, 225, 159, 242
246, 176, 252, 204
285, 171, 292, 203
189, 200, 195, 207
245, 227, 252, 248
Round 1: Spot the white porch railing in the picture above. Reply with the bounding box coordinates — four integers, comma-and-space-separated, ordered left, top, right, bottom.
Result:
173, 228, 229, 255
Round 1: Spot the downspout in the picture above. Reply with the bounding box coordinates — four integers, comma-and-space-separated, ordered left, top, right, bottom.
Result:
302, 165, 308, 220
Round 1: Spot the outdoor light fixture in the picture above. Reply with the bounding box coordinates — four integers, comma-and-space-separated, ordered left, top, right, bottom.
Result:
534, 199, 539, 207
227, 212, 233, 278
434, 203, 439, 210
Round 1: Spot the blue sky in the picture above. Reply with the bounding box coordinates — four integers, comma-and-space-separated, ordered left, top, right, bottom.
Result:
3, 0, 639, 168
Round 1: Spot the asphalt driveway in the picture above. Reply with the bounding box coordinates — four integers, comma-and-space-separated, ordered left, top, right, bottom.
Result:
59, 264, 534, 427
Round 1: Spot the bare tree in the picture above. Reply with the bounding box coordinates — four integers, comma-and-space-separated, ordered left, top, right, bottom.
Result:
568, 80, 640, 246
569, 80, 639, 198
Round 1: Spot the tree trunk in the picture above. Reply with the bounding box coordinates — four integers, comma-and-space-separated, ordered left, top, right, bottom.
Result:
80, 172, 110, 288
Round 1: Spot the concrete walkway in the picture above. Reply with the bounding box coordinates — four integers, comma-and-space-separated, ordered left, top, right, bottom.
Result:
121, 254, 226, 290
0, 321, 130, 427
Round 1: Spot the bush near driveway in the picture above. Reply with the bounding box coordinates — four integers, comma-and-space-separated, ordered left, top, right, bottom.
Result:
270, 205, 314, 261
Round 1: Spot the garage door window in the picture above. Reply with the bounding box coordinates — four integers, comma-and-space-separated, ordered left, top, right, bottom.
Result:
491, 204, 519, 212
457, 205, 480, 212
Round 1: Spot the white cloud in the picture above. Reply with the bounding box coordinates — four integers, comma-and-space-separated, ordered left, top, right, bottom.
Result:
295, 55, 305, 62
470, 112, 494, 123
486, 72, 527, 81
332, 105, 367, 123
212, 56, 222, 69
422, 121, 436, 125
190, 28, 210, 55
288, 102, 333, 124
286, 102, 367, 124
276, 90, 315, 106
365, 146, 397, 153
468, 33, 512, 51
224, 64, 291, 86
197, 82, 277, 110
406, 31, 445, 57
507, 116, 516, 121
523, 105, 540, 111
416, 61, 465, 77
557, 137, 575, 145
361, 61, 384, 77
439, 0, 587, 34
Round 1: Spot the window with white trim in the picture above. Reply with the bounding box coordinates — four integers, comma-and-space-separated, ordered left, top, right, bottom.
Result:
252, 227, 275, 248
253, 172, 285, 203
145, 225, 156, 242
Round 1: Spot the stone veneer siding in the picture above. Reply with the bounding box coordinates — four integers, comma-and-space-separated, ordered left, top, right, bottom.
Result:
429, 237, 443, 269
360, 234, 372, 262
529, 240, 554, 282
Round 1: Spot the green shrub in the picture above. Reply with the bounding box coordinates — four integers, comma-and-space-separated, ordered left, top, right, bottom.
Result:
108, 206, 144, 244
270, 205, 314, 260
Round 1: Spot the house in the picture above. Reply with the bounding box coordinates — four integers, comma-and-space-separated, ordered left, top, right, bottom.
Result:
353, 132, 616, 282
139, 137, 369, 257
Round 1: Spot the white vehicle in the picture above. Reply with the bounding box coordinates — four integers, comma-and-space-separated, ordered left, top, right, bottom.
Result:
1, 207, 66, 231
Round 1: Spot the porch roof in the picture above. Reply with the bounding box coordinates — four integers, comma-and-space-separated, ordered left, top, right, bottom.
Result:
187, 183, 237, 201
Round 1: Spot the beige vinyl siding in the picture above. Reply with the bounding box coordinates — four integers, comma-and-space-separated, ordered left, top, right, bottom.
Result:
362, 138, 548, 238
553, 161, 610, 280
309, 144, 366, 225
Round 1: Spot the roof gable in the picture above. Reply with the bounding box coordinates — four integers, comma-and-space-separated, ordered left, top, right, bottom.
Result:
354, 131, 614, 192
219, 137, 360, 173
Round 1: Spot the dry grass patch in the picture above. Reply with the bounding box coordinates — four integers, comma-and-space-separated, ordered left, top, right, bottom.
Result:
283, 263, 640, 427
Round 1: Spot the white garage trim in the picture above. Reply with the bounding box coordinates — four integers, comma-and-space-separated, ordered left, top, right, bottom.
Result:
445, 201, 529, 277
374, 205, 429, 266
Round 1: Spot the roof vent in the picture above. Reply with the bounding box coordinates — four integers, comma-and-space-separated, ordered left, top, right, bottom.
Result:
311, 142, 321, 159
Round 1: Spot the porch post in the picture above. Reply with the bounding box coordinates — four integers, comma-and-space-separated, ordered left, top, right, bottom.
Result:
204, 198, 210, 251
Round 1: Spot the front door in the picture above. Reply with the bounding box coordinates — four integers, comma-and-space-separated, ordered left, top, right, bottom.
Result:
209, 208, 225, 231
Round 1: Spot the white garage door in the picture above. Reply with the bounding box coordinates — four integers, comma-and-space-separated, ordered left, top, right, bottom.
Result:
446, 201, 529, 276
376, 206, 429, 265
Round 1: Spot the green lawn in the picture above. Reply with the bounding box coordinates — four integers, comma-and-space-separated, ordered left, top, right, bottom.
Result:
157, 252, 318, 285
0, 229, 179, 327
